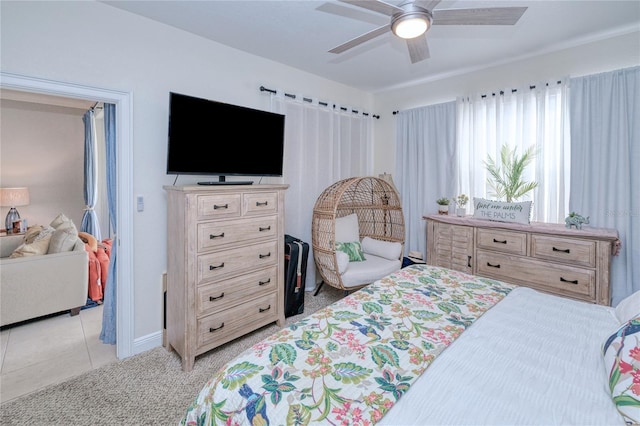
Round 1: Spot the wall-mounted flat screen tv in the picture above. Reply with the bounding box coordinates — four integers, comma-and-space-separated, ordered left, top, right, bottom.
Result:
166, 92, 285, 185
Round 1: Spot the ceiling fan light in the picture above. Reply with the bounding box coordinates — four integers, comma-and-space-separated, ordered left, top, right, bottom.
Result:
392, 16, 429, 39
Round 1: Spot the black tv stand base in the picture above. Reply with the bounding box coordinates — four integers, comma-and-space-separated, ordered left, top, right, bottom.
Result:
197, 181, 254, 186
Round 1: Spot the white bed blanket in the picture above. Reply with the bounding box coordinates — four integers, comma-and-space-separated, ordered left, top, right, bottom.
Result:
380, 286, 625, 425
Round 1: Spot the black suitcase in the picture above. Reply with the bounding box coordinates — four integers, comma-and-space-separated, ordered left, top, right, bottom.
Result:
284, 234, 309, 317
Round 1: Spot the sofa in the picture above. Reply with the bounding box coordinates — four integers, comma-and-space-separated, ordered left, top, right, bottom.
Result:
0, 216, 89, 327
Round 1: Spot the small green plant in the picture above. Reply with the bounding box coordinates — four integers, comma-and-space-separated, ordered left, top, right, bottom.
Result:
436, 197, 450, 205
484, 144, 539, 202
456, 194, 469, 208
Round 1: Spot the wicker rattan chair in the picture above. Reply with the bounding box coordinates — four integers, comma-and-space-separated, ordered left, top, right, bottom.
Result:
312, 176, 405, 293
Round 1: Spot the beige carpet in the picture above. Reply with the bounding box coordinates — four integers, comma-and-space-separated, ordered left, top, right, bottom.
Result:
0, 285, 344, 425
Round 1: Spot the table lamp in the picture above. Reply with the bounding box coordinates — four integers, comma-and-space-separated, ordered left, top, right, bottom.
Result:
0, 187, 30, 233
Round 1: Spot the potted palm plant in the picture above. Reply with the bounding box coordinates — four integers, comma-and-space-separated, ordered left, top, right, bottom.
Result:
484, 144, 538, 202
436, 197, 450, 215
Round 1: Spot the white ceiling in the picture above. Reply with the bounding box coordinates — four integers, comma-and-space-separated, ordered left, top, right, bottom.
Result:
105, 1, 639, 93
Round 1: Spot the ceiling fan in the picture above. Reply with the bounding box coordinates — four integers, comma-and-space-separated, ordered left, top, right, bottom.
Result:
329, 0, 528, 64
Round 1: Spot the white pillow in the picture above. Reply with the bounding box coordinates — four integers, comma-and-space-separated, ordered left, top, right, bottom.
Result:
335, 213, 359, 243
615, 290, 640, 323
335, 250, 350, 275
473, 197, 532, 224
361, 236, 402, 261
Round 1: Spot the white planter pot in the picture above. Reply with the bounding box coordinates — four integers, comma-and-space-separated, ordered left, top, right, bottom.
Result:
456, 207, 466, 217
438, 205, 449, 215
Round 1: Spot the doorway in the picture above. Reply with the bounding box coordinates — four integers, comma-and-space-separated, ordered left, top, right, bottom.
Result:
0, 71, 134, 359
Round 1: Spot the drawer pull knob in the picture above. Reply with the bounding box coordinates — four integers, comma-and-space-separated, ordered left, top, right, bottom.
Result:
259, 305, 271, 313
209, 293, 224, 301
256, 201, 268, 206
209, 323, 225, 332
259, 278, 271, 286
213, 204, 229, 210
209, 232, 225, 239
467, 255, 472, 268
209, 263, 225, 270
493, 239, 507, 244
552, 247, 570, 253
487, 262, 501, 268
259, 252, 271, 259
560, 277, 579, 285
259, 226, 271, 232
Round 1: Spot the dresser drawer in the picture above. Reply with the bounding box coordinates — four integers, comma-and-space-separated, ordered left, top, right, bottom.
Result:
530, 235, 596, 268
197, 194, 241, 219
243, 192, 278, 216
476, 229, 527, 255
196, 266, 277, 316
197, 240, 278, 284
197, 216, 278, 252
476, 250, 595, 300
197, 292, 278, 350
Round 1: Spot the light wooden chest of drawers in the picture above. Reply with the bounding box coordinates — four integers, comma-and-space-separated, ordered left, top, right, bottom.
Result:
425, 215, 619, 305
165, 184, 288, 371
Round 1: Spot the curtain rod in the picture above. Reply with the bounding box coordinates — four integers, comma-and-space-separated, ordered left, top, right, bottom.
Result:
392, 80, 563, 115
260, 86, 380, 119
478, 81, 562, 99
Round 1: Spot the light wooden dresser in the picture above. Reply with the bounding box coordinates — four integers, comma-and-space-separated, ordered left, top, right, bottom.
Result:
165, 184, 288, 371
424, 215, 619, 306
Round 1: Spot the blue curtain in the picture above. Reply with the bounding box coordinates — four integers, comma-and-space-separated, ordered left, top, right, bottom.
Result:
100, 103, 117, 345
569, 66, 640, 305
80, 109, 102, 240
396, 101, 458, 259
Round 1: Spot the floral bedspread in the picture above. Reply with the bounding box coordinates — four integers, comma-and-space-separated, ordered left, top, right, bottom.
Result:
181, 265, 515, 426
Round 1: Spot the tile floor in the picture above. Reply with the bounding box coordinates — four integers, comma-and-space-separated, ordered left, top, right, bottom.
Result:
0, 305, 118, 403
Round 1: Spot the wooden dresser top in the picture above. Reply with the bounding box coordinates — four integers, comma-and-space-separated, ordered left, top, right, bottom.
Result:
423, 214, 619, 242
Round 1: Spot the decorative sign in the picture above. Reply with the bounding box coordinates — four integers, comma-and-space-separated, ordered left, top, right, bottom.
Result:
473, 197, 532, 224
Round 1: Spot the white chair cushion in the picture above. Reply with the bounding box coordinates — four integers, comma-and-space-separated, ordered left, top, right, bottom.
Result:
335, 213, 359, 243
361, 237, 402, 261
341, 254, 401, 289
336, 250, 350, 275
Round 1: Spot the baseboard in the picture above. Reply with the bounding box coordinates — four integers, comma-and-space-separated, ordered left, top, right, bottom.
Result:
132, 330, 163, 356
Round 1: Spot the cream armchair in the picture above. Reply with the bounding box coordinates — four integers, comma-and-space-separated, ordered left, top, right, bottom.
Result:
0, 234, 89, 327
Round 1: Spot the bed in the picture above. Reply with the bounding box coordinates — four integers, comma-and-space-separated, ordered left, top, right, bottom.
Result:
181, 264, 639, 425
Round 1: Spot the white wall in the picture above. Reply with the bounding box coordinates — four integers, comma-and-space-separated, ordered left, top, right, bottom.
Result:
372, 31, 640, 175
0, 1, 373, 342
0, 99, 86, 229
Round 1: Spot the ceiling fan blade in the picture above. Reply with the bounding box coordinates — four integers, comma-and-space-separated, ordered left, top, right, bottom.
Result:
432, 7, 528, 25
413, 1, 442, 12
338, 0, 404, 17
329, 24, 390, 54
407, 35, 430, 63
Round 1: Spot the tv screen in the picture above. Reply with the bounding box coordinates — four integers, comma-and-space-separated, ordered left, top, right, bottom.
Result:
166, 92, 285, 184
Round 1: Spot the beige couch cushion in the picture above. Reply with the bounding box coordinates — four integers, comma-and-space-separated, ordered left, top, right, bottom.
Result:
9, 225, 55, 258
48, 213, 79, 254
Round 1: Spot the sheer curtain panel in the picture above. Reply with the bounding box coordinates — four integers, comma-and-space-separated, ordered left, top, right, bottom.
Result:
395, 101, 457, 260
569, 66, 640, 305
270, 93, 374, 291
456, 81, 570, 223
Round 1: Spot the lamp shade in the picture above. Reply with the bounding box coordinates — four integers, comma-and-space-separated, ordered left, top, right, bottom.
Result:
0, 187, 30, 207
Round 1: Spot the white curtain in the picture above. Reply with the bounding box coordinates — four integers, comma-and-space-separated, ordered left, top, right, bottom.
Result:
457, 81, 570, 223
395, 101, 458, 260
271, 93, 374, 291
569, 66, 640, 305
